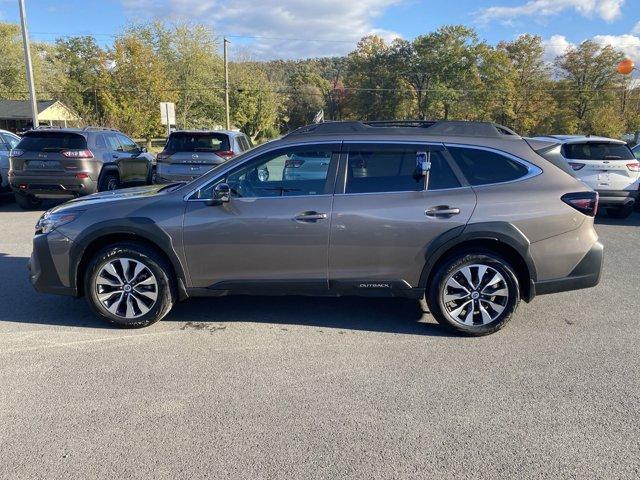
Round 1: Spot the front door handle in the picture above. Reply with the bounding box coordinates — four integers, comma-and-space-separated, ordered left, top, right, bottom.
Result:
426, 206, 461, 217
293, 211, 328, 223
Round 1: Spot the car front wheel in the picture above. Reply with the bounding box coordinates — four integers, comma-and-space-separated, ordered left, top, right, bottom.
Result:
426, 252, 520, 336
84, 242, 175, 328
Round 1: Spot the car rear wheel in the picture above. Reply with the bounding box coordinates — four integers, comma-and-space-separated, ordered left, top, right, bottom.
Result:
84, 242, 175, 328
606, 204, 634, 219
426, 252, 520, 336
15, 191, 42, 210
98, 172, 120, 192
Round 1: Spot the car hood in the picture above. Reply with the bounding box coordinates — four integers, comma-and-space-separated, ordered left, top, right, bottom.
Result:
49, 184, 169, 213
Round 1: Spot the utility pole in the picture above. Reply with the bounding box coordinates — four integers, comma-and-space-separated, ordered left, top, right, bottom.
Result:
18, 0, 38, 128
224, 37, 230, 130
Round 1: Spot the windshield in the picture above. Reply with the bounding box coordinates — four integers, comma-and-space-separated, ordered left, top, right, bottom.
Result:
165, 132, 230, 153
563, 142, 634, 160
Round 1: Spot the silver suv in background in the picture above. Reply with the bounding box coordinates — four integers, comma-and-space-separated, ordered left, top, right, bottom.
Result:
534, 135, 640, 218
28, 121, 603, 336
156, 130, 252, 183
0, 129, 21, 194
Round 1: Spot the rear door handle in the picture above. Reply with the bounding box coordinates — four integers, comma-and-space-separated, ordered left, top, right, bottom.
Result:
294, 211, 328, 222
426, 206, 461, 217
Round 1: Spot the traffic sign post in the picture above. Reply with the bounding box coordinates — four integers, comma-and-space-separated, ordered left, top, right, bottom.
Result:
160, 102, 176, 137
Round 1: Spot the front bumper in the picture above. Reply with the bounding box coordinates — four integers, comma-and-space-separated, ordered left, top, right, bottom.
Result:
533, 241, 603, 296
596, 190, 638, 207
28, 233, 77, 296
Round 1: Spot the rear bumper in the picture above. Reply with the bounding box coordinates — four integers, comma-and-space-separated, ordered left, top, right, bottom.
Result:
10, 172, 97, 197
596, 190, 638, 207
533, 241, 603, 296
28, 233, 77, 296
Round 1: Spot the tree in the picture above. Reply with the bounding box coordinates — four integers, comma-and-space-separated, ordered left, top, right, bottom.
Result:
284, 63, 330, 130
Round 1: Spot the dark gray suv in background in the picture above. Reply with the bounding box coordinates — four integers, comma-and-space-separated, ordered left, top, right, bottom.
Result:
9, 127, 156, 209
28, 121, 603, 335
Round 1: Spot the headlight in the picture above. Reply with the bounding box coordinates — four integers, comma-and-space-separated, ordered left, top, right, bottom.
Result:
35, 210, 84, 234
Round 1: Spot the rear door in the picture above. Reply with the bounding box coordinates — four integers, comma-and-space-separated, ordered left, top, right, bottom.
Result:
328, 142, 476, 294
562, 141, 640, 192
116, 133, 147, 183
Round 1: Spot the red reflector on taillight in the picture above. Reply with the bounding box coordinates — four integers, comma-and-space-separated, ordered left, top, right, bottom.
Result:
568, 162, 585, 171
62, 149, 94, 159
216, 150, 235, 160
156, 151, 170, 162
626, 162, 640, 172
561, 192, 599, 217
75, 172, 90, 179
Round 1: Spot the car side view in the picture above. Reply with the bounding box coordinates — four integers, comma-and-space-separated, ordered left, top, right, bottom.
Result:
9, 127, 156, 209
28, 120, 603, 336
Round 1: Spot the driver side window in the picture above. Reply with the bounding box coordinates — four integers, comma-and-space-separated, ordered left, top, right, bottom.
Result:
194, 145, 336, 199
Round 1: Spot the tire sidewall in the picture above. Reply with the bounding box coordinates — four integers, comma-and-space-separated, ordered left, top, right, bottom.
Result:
84, 243, 174, 328
428, 252, 520, 336
99, 172, 120, 192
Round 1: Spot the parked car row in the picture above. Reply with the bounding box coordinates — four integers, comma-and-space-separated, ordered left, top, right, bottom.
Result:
2, 127, 253, 209
28, 120, 606, 336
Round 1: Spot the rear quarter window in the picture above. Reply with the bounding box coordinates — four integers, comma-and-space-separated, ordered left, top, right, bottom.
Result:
17, 132, 87, 151
562, 142, 634, 160
447, 146, 529, 186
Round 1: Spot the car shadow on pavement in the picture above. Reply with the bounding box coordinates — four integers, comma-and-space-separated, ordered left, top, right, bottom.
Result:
595, 210, 640, 227
0, 253, 452, 336
169, 295, 452, 337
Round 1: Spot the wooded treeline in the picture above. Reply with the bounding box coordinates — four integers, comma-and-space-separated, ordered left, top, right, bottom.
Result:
1, 22, 639, 142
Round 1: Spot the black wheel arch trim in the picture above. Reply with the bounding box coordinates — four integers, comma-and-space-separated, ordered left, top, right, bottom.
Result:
68, 217, 189, 300
97, 165, 120, 185
418, 222, 537, 301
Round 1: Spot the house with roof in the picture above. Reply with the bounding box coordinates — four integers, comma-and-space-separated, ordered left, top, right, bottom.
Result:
0, 99, 81, 133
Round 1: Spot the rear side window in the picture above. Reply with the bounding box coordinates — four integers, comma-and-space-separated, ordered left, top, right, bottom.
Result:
17, 132, 87, 152
447, 146, 529, 186
2, 133, 20, 149
633, 145, 640, 159
166, 132, 230, 153
345, 147, 460, 193
563, 142, 634, 160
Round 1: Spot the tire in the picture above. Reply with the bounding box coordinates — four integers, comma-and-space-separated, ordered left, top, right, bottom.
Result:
606, 204, 634, 219
84, 242, 176, 328
426, 251, 520, 336
15, 191, 42, 210
147, 166, 157, 185
98, 172, 120, 192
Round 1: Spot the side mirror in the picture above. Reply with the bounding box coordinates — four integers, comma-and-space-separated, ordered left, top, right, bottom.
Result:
140, 146, 148, 153
206, 182, 231, 206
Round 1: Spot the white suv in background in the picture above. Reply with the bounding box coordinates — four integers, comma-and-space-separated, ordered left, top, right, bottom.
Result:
535, 135, 640, 218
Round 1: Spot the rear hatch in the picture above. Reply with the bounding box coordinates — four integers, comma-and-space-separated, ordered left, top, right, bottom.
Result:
562, 141, 640, 192
10, 131, 88, 175
159, 132, 233, 163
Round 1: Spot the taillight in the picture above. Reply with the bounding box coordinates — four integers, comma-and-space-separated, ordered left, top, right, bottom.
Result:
156, 151, 170, 162
10, 149, 24, 157
568, 162, 585, 171
561, 192, 598, 217
75, 172, 90, 179
216, 150, 235, 160
626, 161, 640, 172
285, 159, 305, 168
62, 149, 93, 158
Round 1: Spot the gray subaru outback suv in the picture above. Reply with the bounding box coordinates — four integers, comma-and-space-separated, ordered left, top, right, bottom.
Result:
28, 121, 603, 335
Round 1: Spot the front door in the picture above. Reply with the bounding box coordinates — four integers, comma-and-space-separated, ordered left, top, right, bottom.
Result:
182, 144, 340, 290
329, 142, 476, 294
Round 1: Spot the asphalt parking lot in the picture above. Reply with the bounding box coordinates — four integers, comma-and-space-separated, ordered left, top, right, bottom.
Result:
1, 198, 638, 479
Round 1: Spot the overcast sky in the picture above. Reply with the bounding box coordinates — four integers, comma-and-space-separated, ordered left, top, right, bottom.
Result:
1, 0, 639, 62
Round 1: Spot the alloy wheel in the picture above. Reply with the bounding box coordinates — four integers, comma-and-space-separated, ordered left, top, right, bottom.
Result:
94, 258, 158, 319
441, 264, 509, 326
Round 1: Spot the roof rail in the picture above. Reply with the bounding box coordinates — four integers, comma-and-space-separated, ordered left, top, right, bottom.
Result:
82, 126, 117, 132
32, 125, 62, 130
285, 120, 519, 138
